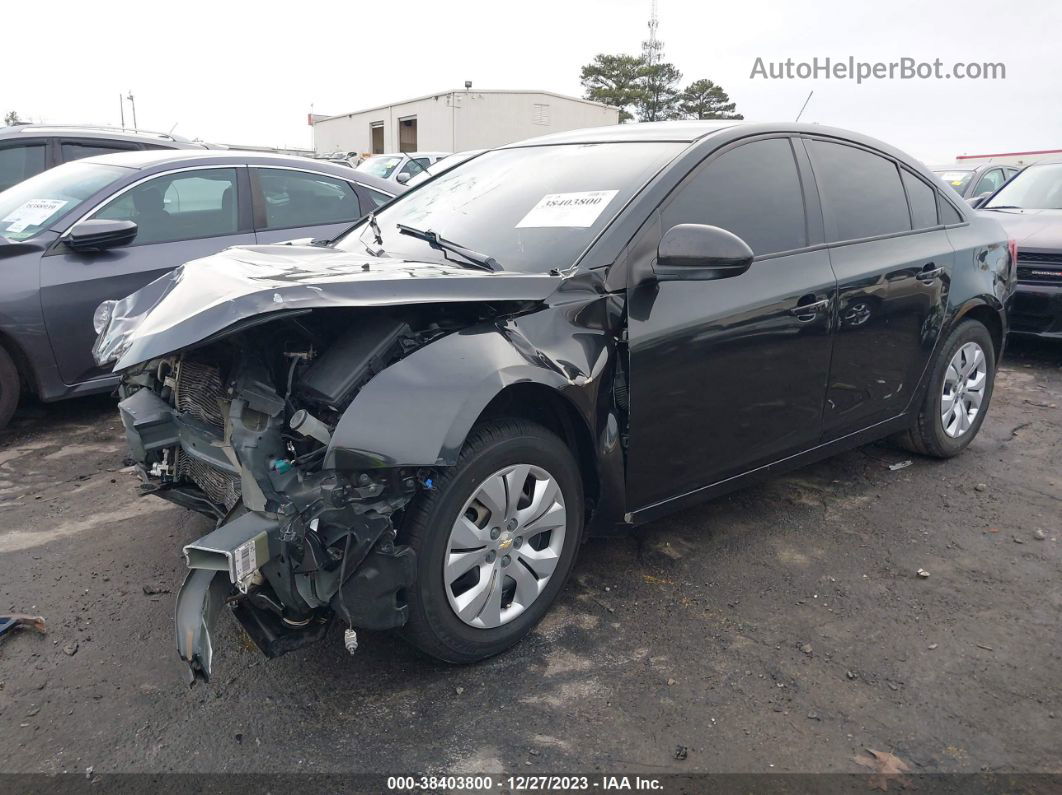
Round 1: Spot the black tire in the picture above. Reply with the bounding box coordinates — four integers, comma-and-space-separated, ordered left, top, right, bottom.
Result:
0, 345, 20, 431
895, 319, 996, 458
398, 417, 584, 663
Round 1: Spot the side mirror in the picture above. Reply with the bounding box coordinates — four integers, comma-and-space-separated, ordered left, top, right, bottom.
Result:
968, 192, 993, 209
395, 172, 411, 185
655, 224, 754, 280
67, 219, 138, 253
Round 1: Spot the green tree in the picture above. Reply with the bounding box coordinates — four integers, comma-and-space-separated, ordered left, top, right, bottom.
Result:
4, 110, 24, 127
639, 59, 683, 121
678, 79, 744, 120
580, 54, 645, 122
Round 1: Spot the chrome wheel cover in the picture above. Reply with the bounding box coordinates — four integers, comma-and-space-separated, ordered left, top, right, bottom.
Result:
941, 342, 987, 438
444, 464, 567, 629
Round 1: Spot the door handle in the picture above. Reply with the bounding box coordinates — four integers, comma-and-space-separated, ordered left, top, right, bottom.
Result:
789, 298, 830, 319
917, 264, 943, 282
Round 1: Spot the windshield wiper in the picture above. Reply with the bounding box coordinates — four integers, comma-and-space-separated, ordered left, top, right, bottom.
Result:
397, 224, 502, 272
984, 205, 1023, 210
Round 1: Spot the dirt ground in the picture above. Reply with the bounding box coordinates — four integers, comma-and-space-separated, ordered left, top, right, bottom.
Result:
0, 339, 1059, 778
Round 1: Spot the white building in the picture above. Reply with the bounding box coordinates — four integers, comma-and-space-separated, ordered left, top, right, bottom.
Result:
311, 89, 620, 156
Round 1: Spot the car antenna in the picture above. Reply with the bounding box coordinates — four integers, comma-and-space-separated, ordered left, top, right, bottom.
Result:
795, 90, 814, 122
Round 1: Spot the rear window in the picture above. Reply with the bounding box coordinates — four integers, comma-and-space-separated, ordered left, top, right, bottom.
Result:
808, 140, 912, 242
356, 156, 404, 180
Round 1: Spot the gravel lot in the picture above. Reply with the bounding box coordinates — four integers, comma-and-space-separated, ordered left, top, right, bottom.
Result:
0, 338, 1059, 777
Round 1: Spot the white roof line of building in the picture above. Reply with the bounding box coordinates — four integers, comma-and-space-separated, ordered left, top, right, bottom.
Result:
314, 89, 616, 123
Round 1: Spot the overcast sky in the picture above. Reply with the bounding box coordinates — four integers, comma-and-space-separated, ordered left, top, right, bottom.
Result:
4, 0, 1057, 163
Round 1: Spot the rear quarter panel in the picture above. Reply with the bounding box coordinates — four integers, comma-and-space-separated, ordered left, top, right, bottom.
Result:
944, 214, 1014, 348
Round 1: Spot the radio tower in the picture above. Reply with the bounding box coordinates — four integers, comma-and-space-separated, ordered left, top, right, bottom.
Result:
643, 0, 660, 66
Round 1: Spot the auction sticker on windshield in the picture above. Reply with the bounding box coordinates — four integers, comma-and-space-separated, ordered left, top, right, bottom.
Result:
516, 190, 619, 228
1, 198, 68, 233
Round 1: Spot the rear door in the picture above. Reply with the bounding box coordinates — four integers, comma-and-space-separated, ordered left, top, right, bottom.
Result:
40, 166, 255, 385
803, 137, 953, 438
626, 135, 837, 510
251, 167, 364, 243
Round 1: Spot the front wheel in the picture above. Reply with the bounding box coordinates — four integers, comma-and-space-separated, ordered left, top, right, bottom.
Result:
398, 418, 584, 663
896, 319, 996, 458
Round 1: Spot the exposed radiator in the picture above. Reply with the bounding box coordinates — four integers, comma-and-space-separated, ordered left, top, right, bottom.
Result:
175, 360, 227, 430
174, 359, 240, 509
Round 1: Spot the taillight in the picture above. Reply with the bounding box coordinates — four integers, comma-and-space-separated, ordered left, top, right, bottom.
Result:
1008, 239, 1018, 281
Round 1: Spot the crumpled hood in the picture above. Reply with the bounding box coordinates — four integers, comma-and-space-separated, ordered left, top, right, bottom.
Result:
980, 208, 1062, 249
94, 243, 564, 370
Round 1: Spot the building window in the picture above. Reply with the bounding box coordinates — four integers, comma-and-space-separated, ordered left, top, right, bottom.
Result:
532, 103, 551, 126
370, 122, 384, 154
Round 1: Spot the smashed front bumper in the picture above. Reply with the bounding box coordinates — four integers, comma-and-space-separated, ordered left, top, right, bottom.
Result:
118, 372, 417, 684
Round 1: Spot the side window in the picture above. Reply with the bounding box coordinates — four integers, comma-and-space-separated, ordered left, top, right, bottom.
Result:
938, 193, 963, 225
661, 138, 807, 256
973, 168, 1005, 197
901, 170, 939, 229
0, 142, 47, 191
364, 187, 393, 209
60, 141, 138, 163
92, 168, 239, 245
397, 158, 427, 180
808, 140, 911, 242
257, 168, 361, 230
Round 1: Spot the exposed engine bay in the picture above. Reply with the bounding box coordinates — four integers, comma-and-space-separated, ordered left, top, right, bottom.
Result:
117, 303, 517, 682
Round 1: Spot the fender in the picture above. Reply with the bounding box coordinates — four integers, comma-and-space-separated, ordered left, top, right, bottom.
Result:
324, 317, 603, 471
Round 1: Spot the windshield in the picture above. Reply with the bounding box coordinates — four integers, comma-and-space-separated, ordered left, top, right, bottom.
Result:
984, 163, 1062, 210
335, 142, 684, 273
0, 161, 129, 241
933, 169, 974, 192
406, 150, 482, 188
356, 155, 404, 180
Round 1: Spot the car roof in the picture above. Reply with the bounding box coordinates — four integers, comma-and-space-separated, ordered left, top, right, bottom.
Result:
77, 149, 401, 193
930, 165, 974, 171
0, 124, 211, 147
505, 120, 742, 146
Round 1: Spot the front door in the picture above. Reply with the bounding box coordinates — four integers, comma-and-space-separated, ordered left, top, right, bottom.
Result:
626, 136, 837, 511
40, 166, 254, 385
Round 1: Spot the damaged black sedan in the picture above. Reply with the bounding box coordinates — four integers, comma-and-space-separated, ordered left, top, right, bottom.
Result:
95, 121, 1015, 682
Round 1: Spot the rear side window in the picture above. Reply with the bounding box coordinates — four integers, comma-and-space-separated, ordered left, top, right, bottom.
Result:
662, 138, 807, 256
938, 194, 963, 224
60, 141, 137, 163
808, 140, 911, 242
257, 168, 360, 230
0, 142, 47, 191
902, 170, 939, 229
364, 187, 393, 209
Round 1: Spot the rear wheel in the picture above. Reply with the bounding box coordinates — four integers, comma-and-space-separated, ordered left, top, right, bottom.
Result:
896, 319, 995, 458
398, 417, 584, 663
0, 346, 20, 431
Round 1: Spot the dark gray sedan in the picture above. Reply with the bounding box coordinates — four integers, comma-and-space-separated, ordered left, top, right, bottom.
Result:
0, 150, 402, 428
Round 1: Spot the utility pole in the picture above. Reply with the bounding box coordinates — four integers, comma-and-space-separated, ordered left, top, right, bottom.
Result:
126, 91, 138, 130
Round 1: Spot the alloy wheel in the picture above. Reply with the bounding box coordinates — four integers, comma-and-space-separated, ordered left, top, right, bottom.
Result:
444, 464, 567, 629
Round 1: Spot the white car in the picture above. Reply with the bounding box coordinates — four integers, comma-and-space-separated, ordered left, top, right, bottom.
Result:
354, 152, 450, 185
